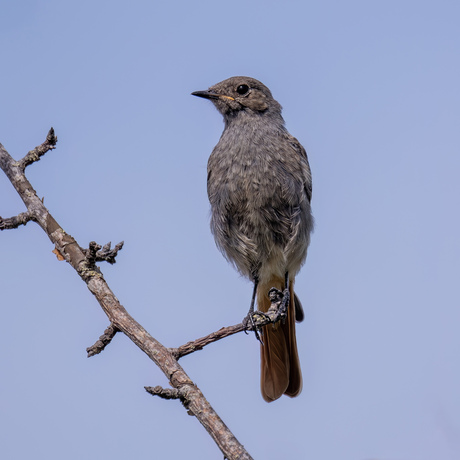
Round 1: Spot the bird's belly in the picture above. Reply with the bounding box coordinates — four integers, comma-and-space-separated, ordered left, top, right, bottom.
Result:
211, 198, 308, 283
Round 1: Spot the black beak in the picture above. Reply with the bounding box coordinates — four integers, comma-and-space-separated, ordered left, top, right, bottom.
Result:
191, 90, 220, 100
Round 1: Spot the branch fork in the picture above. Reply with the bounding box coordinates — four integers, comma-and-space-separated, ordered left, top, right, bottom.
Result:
83, 240, 124, 265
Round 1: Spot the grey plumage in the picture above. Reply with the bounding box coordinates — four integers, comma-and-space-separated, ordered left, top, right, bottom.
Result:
192, 76, 313, 401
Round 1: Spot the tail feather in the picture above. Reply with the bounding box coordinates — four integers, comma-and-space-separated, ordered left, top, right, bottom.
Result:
294, 293, 304, 323
258, 276, 303, 402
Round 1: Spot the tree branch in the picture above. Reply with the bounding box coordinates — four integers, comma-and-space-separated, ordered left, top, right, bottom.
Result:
170, 288, 287, 359
17, 127, 57, 170
145, 386, 181, 400
0, 211, 34, 230
87, 323, 119, 357
0, 131, 253, 460
82, 241, 125, 265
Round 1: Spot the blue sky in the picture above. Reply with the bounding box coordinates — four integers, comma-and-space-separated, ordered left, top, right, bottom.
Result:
1, 1, 460, 459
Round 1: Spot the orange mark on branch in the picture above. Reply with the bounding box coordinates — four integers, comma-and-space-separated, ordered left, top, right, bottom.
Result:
52, 248, 65, 261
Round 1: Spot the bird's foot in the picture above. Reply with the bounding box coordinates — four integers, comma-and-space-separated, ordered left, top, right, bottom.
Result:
242, 311, 266, 342
266, 287, 290, 323
242, 287, 290, 340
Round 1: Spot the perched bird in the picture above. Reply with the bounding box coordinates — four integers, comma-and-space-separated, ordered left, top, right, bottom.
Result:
192, 76, 313, 402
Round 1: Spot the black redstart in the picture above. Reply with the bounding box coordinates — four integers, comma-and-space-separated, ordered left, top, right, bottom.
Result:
192, 76, 313, 402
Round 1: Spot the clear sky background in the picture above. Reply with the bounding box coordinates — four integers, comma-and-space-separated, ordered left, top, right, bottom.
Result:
1, 1, 459, 459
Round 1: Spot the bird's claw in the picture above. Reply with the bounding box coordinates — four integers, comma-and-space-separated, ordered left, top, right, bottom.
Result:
267, 287, 290, 322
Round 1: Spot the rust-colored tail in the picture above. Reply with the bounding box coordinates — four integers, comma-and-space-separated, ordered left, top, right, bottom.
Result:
258, 276, 303, 402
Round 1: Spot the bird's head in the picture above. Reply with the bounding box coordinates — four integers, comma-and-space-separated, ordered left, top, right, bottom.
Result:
192, 76, 282, 119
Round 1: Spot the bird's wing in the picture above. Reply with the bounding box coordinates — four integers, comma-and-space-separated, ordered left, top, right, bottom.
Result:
285, 133, 313, 204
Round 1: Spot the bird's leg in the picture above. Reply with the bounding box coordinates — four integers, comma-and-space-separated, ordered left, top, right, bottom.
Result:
280, 271, 290, 316
242, 278, 263, 342
248, 277, 258, 316
242, 278, 258, 329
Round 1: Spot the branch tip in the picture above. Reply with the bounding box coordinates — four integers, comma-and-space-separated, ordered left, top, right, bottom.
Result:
19, 128, 58, 169
87, 324, 119, 357
46, 127, 58, 145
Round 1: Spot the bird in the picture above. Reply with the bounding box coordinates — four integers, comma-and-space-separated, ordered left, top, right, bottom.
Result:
192, 76, 313, 402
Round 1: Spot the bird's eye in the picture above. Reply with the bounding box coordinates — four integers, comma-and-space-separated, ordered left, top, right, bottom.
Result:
236, 84, 250, 95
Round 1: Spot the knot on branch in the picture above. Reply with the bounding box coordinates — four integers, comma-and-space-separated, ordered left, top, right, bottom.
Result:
83, 241, 124, 265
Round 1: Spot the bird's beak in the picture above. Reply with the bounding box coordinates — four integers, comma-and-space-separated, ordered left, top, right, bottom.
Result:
191, 90, 234, 101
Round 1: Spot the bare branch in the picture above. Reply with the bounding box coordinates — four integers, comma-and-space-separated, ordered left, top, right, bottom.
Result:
145, 386, 181, 400
170, 324, 246, 360
170, 288, 287, 360
0, 211, 33, 230
0, 131, 253, 460
87, 323, 119, 357
18, 127, 57, 170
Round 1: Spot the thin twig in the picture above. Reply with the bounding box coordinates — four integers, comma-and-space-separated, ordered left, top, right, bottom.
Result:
18, 127, 57, 170
145, 386, 181, 400
170, 324, 246, 360
0, 211, 33, 230
87, 324, 119, 357
170, 288, 287, 359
